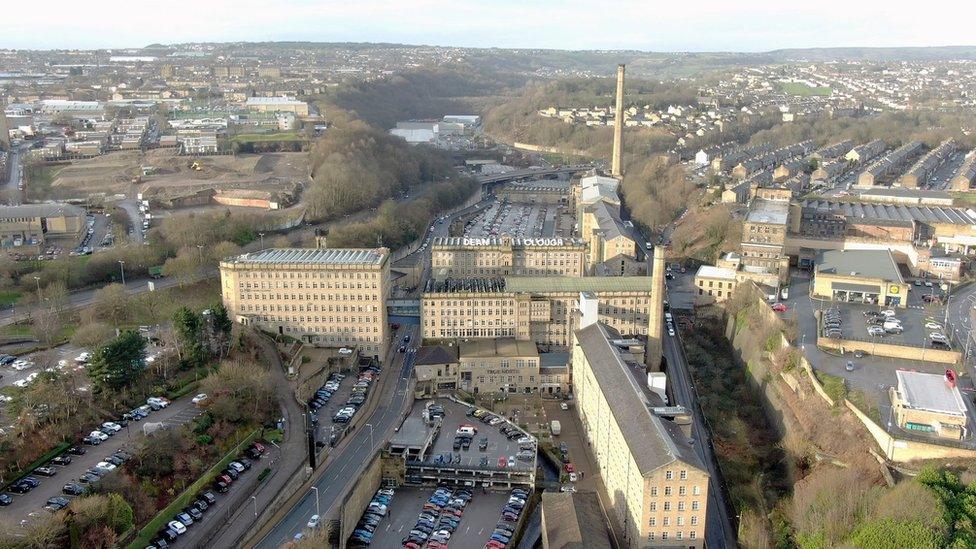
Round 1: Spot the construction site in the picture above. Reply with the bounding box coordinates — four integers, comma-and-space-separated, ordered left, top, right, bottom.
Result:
34, 149, 309, 211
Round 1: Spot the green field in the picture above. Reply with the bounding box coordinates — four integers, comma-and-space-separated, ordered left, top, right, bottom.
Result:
777, 82, 832, 97
0, 290, 22, 308
229, 132, 305, 143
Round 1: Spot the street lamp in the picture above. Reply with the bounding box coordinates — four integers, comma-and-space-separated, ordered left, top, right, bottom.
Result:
310, 486, 321, 518
118, 260, 126, 286
365, 423, 375, 449
32, 276, 40, 302
258, 232, 265, 248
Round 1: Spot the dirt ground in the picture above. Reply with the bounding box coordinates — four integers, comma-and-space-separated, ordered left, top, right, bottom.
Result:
49, 149, 309, 197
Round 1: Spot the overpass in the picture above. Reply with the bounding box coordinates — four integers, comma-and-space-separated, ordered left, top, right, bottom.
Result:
476, 164, 594, 189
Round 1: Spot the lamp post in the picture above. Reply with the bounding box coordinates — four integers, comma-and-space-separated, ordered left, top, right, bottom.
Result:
251, 495, 257, 517
259, 232, 265, 248
311, 486, 320, 518
365, 423, 375, 449
32, 276, 40, 302
118, 260, 126, 286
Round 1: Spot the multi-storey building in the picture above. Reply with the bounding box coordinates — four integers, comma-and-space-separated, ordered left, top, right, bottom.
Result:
430, 236, 586, 278
739, 198, 790, 283
219, 247, 391, 360
573, 322, 708, 548
421, 276, 653, 347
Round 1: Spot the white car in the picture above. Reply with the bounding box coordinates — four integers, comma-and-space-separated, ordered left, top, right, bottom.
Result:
307, 514, 320, 529
74, 352, 92, 363
11, 360, 34, 371
880, 309, 896, 317
925, 322, 943, 330
668, 326, 676, 337
192, 394, 209, 405
95, 461, 117, 471
167, 520, 187, 535
89, 430, 110, 441
147, 397, 170, 408
101, 422, 122, 433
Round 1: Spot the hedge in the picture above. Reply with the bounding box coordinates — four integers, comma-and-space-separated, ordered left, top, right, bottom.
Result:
3, 442, 72, 488
125, 428, 261, 549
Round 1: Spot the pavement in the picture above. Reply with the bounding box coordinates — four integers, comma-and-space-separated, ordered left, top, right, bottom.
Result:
0, 396, 202, 530
250, 325, 418, 549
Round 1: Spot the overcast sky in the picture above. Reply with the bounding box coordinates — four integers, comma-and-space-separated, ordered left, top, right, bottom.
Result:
4, 0, 975, 51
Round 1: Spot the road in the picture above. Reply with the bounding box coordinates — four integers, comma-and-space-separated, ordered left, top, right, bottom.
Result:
0, 270, 217, 328
1, 396, 202, 529
252, 326, 418, 548
662, 334, 739, 549
177, 329, 303, 549
3, 143, 28, 205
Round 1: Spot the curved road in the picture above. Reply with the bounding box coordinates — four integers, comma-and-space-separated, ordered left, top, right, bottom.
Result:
252, 329, 418, 548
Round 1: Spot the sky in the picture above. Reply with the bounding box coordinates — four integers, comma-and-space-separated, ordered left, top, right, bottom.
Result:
3, 0, 976, 52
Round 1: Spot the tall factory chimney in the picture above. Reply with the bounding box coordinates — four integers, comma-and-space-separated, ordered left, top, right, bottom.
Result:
611, 64, 625, 178
645, 245, 666, 371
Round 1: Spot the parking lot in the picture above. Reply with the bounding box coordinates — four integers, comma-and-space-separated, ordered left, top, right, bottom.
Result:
0, 343, 86, 391
367, 487, 510, 548
785, 274, 963, 403
0, 397, 202, 527
463, 201, 562, 239
417, 399, 534, 471
817, 301, 949, 350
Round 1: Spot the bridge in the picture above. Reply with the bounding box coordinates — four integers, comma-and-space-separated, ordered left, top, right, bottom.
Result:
388, 298, 420, 317
475, 164, 594, 189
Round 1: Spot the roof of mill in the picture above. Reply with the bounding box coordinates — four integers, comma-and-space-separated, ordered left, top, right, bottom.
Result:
222, 247, 387, 266
574, 323, 706, 476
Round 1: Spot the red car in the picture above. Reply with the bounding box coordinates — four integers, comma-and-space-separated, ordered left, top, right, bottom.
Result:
772, 303, 788, 312
497, 457, 507, 468
564, 463, 574, 473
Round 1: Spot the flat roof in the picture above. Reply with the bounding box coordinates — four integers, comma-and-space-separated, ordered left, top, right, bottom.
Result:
695, 265, 736, 280
896, 370, 968, 417
815, 249, 904, 284
746, 198, 789, 225
223, 247, 387, 266
0, 203, 84, 219
505, 276, 652, 294
460, 338, 538, 359
574, 323, 706, 476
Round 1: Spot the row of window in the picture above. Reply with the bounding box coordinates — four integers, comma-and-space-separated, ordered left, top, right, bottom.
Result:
239, 303, 379, 313
239, 281, 380, 290
238, 294, 380, 303
649, 514, 699, 526
649, 500, 701, 512
239, 270, 380, 280
250, 316, 381, 330
647, 531, 696, 541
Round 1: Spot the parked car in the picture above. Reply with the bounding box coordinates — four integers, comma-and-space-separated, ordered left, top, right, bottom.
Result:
167, 520, 187, 535
62, 483, 85, 496
34, 466, 57, 477
51, 454, 72, 466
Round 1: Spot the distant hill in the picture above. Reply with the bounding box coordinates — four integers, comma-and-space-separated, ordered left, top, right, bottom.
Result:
765, 45, 976, 62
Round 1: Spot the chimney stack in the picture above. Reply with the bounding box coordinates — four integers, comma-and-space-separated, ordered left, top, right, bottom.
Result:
611, 64, 625, 178
646, 245, 666, 371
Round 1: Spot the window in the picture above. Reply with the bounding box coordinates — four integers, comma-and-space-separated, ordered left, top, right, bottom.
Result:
678, 502, 685, 511
676, 532, 683, 540
664, 486, 672, 496
691, 516, 699, 526
692, 501, 700, 511
677, 516, 684, 526
693, 485, 701, 496
649, 517, 656, 526
665, 470, 673, 480
663, 517, 670, 526
662, 532, 668, 540
690, 531, 697, 540
649, 502, 657, 512
663, 502, 671, 511
679, 486, 686, 496
650, 487, 658, 497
